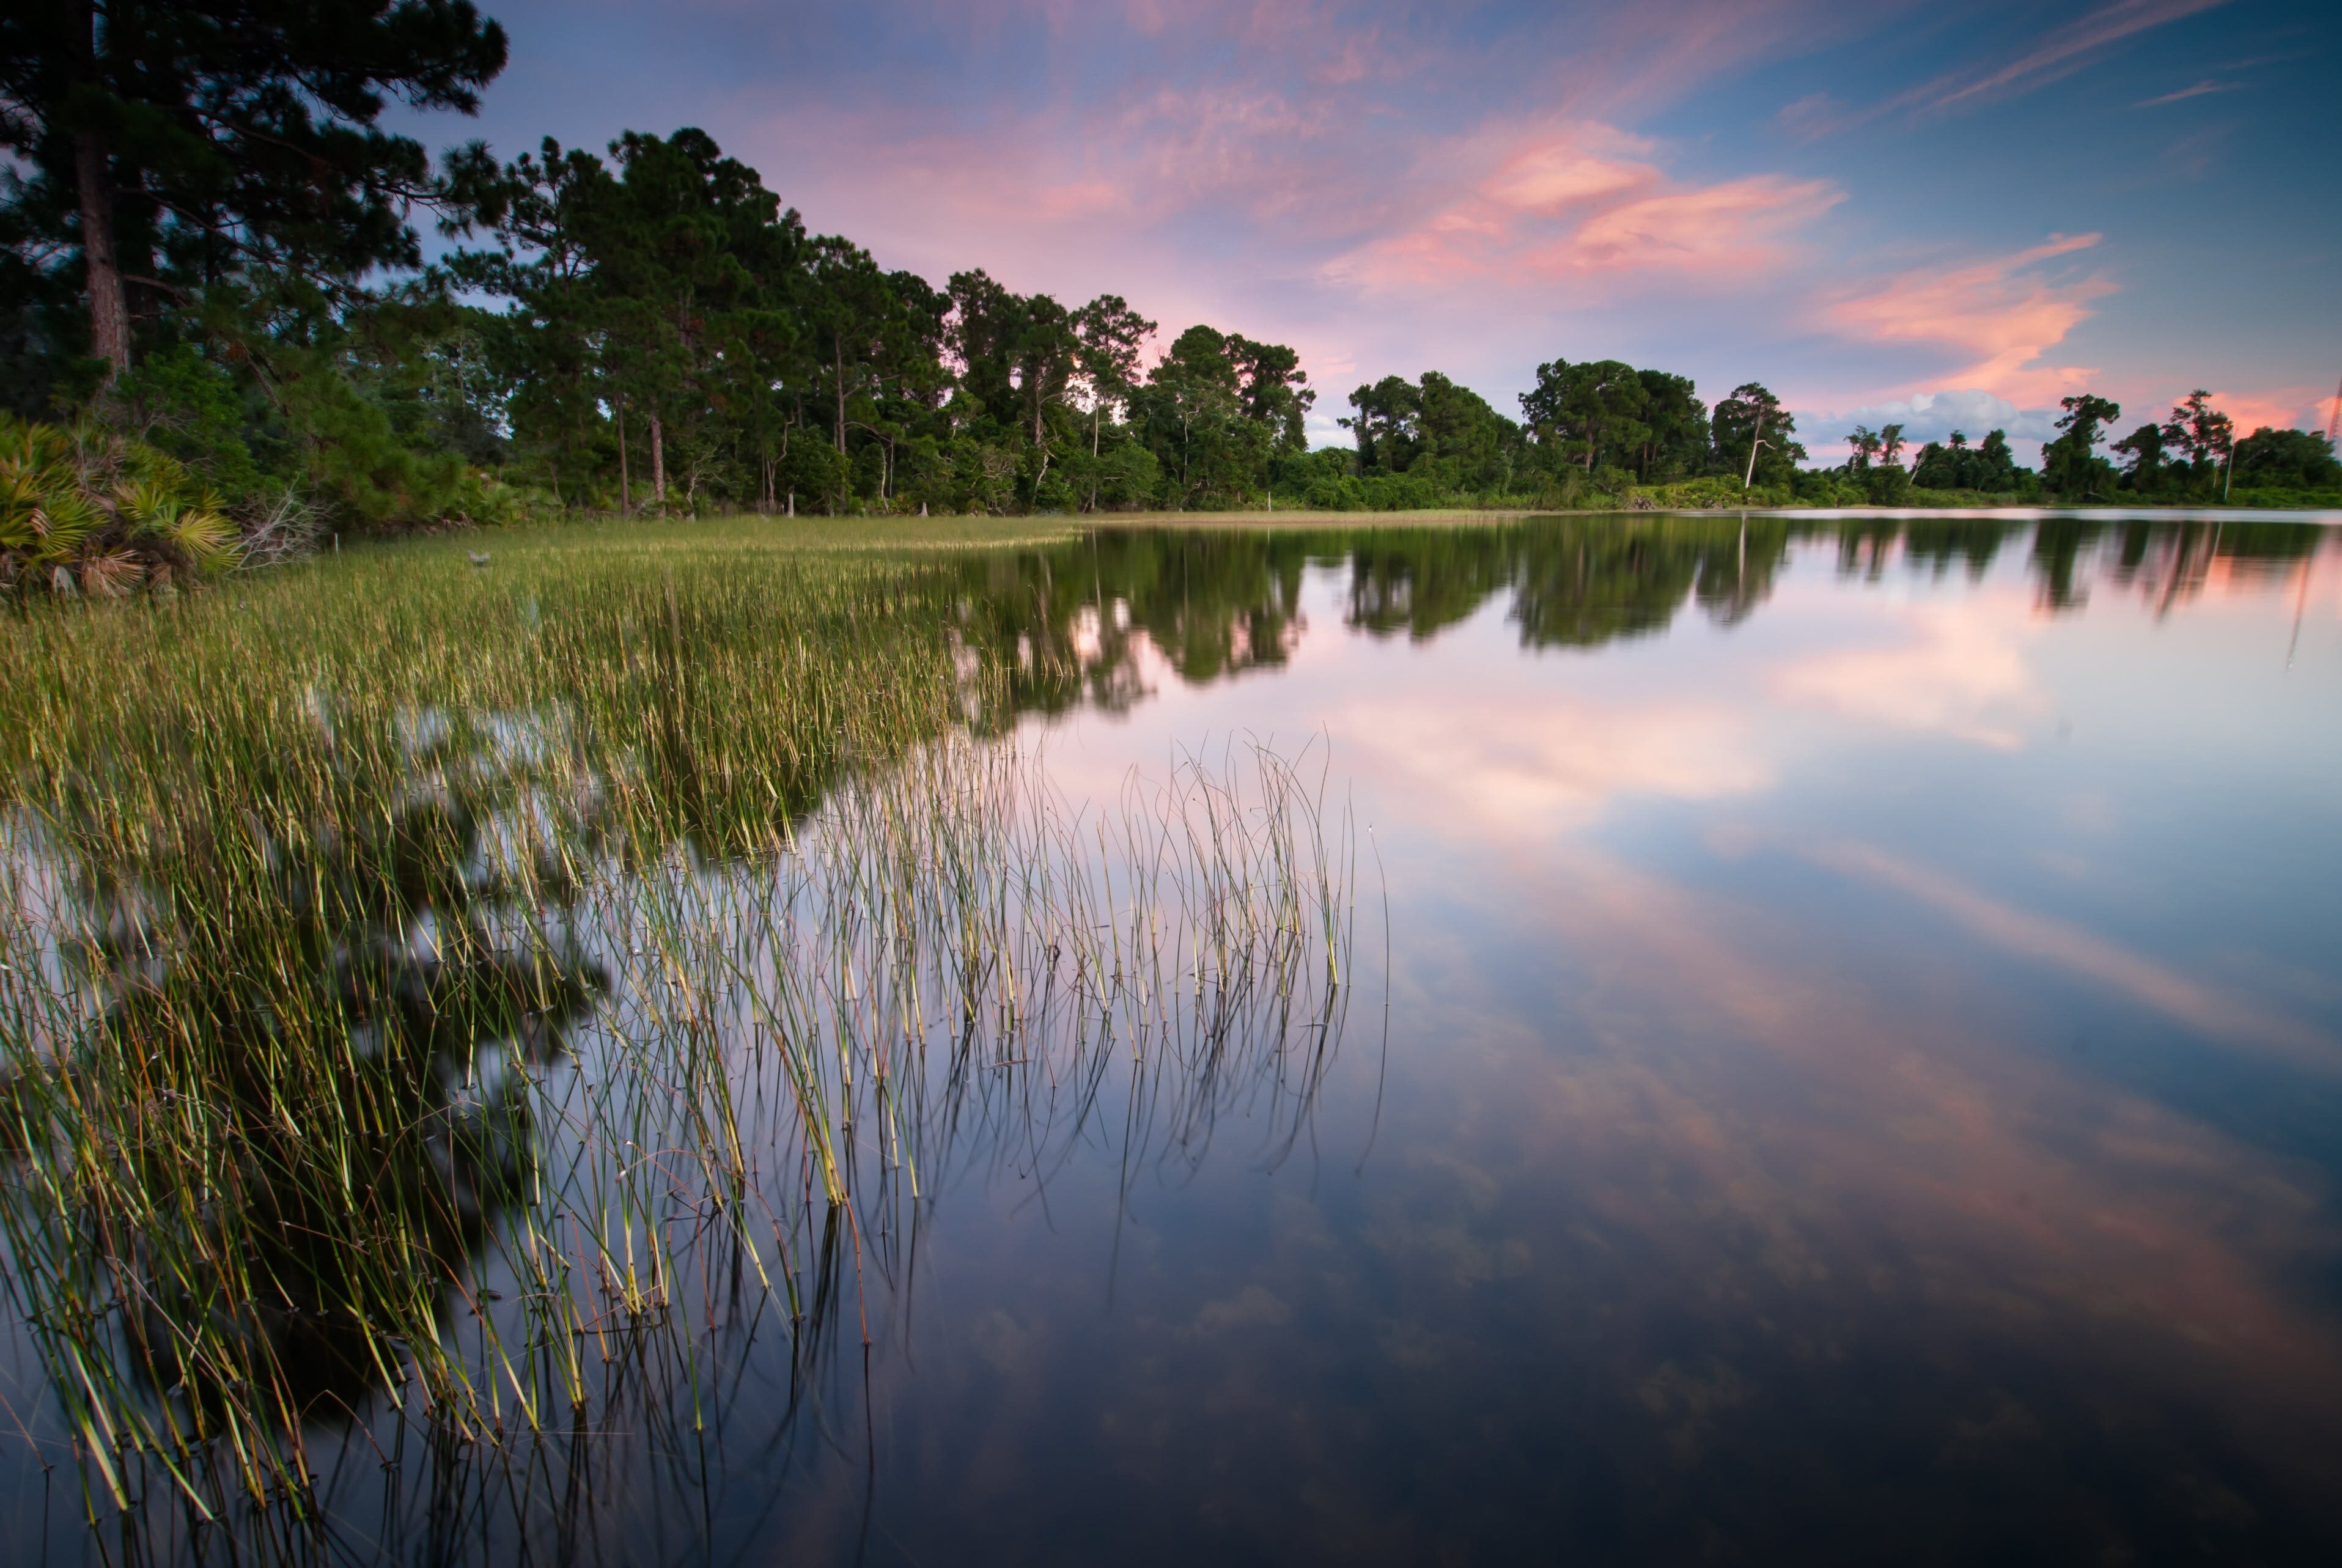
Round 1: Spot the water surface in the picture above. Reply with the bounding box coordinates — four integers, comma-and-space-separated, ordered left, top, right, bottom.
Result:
7, 514, 2340, 1564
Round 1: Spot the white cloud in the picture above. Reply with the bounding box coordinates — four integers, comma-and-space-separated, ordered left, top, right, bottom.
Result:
1800, 389, 2061, 465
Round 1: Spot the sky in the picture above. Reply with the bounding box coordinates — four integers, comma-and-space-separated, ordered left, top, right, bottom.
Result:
408, 0, 2341, 462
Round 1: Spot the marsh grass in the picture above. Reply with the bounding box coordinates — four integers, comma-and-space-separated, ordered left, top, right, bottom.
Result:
0, 518, 1357, 1559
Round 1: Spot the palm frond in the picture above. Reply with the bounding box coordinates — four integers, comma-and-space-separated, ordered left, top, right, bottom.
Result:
166, 503, 241, 574
6, 418, 257, 596
78, 550, 146, 598
116, 479, 181, 536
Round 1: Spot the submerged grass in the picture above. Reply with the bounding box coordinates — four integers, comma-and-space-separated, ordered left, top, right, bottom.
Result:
0, 517, 1358, 1558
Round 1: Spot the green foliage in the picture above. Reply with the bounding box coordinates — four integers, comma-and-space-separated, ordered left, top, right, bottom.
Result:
2042, 394, 2119, 497
0, 416, 240, 594
9, 9, 2324, 526
101, 343, 266, 496
1634, 476, 1764, 510
1631, 369, 1710, 481
1135, 324, 1277, 507
1341, 370, 1523, 491
1865, 462, 1913, 505
1, 1, 507, 370
1709, 383, 1805, 487
1912, 428, 2020, 493
779, 436, 850, 513
1522, 359, 1654, 477
2160, 390, 2234, 480
278, 358, 467, 525
1561, 364, 1647, 473
2096, 392, 2321, 501
2232, 426, 2342, 491
2111, 421, 2169, 492
1791, 468, 1868, 506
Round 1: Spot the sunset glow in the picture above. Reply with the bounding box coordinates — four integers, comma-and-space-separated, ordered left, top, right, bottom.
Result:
441, 0, 2337, 458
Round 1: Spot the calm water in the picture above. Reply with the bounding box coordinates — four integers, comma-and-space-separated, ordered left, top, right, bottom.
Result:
7, 514, 2341, 1564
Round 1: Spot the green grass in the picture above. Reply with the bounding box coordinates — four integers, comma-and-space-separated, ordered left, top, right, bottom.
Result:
0, 518, 1357, 1550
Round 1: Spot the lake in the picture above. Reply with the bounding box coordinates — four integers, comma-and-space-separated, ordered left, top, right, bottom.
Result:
2, 512, 2338, 1565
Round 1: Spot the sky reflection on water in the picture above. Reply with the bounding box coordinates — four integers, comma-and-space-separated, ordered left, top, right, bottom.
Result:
907, 516, 2342, 1564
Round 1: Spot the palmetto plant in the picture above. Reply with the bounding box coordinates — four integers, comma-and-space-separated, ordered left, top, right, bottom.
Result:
0, 418, 241, 595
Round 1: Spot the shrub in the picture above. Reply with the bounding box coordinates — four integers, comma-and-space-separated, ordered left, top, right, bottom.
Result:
0, 417, 240, 596
1864, 462, 1913, 505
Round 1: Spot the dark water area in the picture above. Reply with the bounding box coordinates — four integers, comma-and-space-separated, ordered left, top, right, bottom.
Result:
6, 513, 2340, 1564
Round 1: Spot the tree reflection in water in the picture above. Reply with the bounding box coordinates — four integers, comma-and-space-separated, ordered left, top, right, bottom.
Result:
951, 515, 2322, 704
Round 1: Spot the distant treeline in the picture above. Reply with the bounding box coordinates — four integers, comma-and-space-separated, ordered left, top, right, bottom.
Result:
1823, 394, 2342, 509
5, 5, 2336, 537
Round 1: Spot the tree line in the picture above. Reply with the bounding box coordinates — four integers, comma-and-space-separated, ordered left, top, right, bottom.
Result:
6, 2, 2335, 540
1824, 392, 2340, 506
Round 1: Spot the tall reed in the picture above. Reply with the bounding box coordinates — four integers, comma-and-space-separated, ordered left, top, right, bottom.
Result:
0, 520, 1358, 1558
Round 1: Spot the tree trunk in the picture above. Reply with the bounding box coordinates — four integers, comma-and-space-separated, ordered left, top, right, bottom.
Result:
617, 397, 631, 513
68, 2, 130, 383
834, 342, 847, 454
74, 129, 131, 382
650, 414, 666, 504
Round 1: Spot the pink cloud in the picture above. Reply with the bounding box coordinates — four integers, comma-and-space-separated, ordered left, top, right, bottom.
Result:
2203, 386, 2327, 435
1821, 234, 2116, 405
1335, 691, 1772, 839
1772, 591, 2047, 750
655, 0, 2285, 438
1482, 126, 1657, 210
1541, 175, 1843, 273
1330, 121, 1843, 292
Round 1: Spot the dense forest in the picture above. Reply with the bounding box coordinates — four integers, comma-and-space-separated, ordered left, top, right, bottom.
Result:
5, 2, 2337, 576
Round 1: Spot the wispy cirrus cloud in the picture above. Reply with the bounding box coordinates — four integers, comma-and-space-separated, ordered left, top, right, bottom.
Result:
1814, 840, 2342, 1074
2135, 78, 2242, 106
1819, 234, 2115, 405
1912, 0, 2236, 113
1783, 0, 2235, 139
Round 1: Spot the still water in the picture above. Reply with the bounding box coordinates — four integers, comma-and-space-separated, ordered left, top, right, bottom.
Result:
9, 514, 2341, 1564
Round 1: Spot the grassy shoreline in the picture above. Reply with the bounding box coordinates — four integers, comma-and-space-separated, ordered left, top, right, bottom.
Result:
324, 501, 2342, 566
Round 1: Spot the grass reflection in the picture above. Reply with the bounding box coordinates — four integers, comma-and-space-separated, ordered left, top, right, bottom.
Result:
0, 532, 1359, 1561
